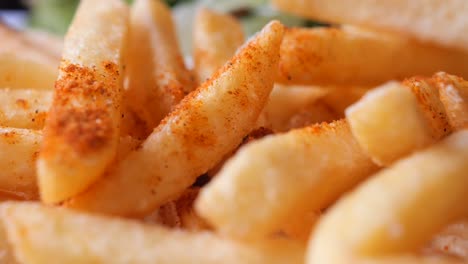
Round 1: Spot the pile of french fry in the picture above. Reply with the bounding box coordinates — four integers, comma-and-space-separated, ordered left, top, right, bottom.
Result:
0, 0, 467, 263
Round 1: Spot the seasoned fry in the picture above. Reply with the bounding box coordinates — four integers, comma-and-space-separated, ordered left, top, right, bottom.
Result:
307, 130, 468, 264
123, 0, 193, 136
196, 119, 378, 240
0, 89, 52, 129
0, 128, 41, 200
66, 21, 285, 217
346, 82, 433, 166
404, 76, 452, 140
277, 26, 468, 86
272, 0, 468, 52
37, 0, 129, 204
433, 72, 468, 130
193, 8, 245, 82
0, 202, 304, 264
263, 84, 327, 131
320, 86, 368, 115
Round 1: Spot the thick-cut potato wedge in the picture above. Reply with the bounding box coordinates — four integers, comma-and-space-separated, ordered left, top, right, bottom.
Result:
0, 128, 41, 200
193, 8, 245, 82
66, 21, 285, 216
273, 0, 468, 52
424, 220, 468, 260
37, 0, 129, 204
196, 119, 378, 240
0, 89, 52, 129
263, 84, 328, 131
0, 202, 304, 264
123, 0, 193, 136
346, 82, 433, 166
433, 72, 468, 130
277, 26, 468, 86
307, 130, 468, 264
404, 77, 452, 140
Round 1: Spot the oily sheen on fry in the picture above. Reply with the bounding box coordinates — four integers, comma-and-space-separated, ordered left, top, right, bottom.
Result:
197, 119, 378, 240
66, 21, 285, 216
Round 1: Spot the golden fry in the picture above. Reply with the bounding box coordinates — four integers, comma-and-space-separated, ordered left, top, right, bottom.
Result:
66, 21, 285, 217
1, 202, 304, 264
277, 26, 468, 86
0, 89, 52, 129
196, 119, 378, 240
193, 8, 245, 82
307, 130, 468, 264
37, 0, 129, 204
272, 0, 468, 52
123, 0, 193, 136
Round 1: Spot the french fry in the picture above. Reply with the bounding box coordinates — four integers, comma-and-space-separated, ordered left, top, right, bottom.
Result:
0, 202, 304, 264
404, 76, 452, 140
193, 8, 245, 82
22, 30, 63, 61
66, 21, 285, 217
0, 24, 58, 89
277, 26, 468, 86
424, 220, 468, 260
320, 86, 369, 115
0, 128, 41, 200
0, 89, 52, 129
272, 0, 468, 52
263, 84, 327, 131
433, 72, 468, 130
196, 119, 378, 240
37, 0, 129, 204
0, 54, 57, 90
123, 0, 193, 136
307, 130, 468, 264
287, 99, 338, 130
346, 82, 434, 166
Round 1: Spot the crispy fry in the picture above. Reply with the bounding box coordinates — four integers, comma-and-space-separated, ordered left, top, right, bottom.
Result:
175, 188, 210, 230
193, 8, 245, 82
433, 72, 468, 130
307, 130, 468, 264
196, 119, 378, 240
0, 202, 304, 264
346, 82, 434, 165
0, 89, 52, 129
66, 21, 285, 217
37, 0, 129, 204
404, 76, 452, 140
272, 0, 468, 52
277, 26, 468, 86
0, 128, 41, 200
320, 86, 369, 115
123, 0, 193, 137
263, 84, 327, 131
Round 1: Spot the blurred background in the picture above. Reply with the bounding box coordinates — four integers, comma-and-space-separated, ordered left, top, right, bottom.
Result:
0, 0, 322, 55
